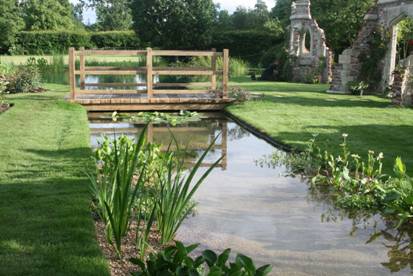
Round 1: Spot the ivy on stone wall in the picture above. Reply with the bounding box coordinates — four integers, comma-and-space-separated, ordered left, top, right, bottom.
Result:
358, 26, 389, 91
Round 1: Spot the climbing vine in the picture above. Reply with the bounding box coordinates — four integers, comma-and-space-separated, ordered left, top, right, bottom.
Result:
358, 26, 390, 91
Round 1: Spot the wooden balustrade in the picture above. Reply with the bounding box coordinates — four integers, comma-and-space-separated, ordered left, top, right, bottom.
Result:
68, 48, 229, 101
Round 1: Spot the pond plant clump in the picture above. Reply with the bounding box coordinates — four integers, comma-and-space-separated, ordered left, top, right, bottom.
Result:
112, 111, 201, 126
261, 134, 413, 227
90, 125, 270, 275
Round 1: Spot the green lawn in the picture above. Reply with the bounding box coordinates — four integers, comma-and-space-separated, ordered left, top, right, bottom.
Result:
0, 84, 109, 275
227, 78, 413, 171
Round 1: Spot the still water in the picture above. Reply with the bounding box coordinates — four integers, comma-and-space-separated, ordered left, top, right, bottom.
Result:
89, 113, 411, 276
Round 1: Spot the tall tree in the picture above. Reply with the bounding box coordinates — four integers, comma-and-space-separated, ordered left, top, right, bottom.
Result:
22, 0, 77, 30
95, 0, 133, 30
0, 0, 24, 53
131, 0, 215, 49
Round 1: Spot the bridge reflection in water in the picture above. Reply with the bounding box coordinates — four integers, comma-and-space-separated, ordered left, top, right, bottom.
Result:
88, 113, 228, 170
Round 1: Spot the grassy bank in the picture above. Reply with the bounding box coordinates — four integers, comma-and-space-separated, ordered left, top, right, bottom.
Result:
0, 84, 109, 275
228, 78, 413, 171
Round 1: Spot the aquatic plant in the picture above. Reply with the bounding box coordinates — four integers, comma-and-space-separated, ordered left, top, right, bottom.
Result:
89, 128, 150, 256
264, 134, 413, 226
112, 110, 201, 126
155, 136, 222, 244
131, 241, 272, 276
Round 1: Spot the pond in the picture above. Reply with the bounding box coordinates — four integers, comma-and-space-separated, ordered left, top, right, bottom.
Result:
88, 112, 412, 276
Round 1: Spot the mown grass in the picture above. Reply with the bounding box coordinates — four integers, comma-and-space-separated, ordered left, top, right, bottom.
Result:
227, 77, 413, 171
0, 84, 109, 275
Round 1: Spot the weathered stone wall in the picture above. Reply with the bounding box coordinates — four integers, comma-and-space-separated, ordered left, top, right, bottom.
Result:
289, 0, 332, 83
401, 55, 413, 106
330, 0, 413, 94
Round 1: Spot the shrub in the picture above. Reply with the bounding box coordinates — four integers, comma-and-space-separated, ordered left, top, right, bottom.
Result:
91, 31, 141, 49
14, 31, 91, 54
210, 30, 283, 65
131, 241, 272, 276
229, 87, 251, 103
6, 63, 41, 93
0, 75, 8, 105
259, 44, 292, 81
348, 81, 369, 96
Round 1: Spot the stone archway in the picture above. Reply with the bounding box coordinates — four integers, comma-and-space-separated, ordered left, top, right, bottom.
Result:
330, 0, 413, 95
289, 0, 332, 83
381, 1, 413, 88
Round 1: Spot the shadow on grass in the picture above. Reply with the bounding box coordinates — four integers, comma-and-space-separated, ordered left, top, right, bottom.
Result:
0, 147, 108, 276
251, 93, 390, 108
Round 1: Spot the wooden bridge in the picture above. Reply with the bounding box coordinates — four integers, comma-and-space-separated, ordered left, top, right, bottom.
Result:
68, 48, 234, 111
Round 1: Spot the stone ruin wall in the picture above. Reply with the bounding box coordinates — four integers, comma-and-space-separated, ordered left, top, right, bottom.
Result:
329, 6, 380, 92
391, 55, 413, 106
289, 0, 332, 84
329, 0, 413, 103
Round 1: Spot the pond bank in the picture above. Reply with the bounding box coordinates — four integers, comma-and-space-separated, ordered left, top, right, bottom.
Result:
227, 79, 413, 172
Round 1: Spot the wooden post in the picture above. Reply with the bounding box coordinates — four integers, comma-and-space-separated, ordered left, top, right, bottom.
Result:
222, 49, 229, 99
211, 48, 217, 93
146, 47, 153, 99
79, 47, 85, 89
68, 47, 76, 101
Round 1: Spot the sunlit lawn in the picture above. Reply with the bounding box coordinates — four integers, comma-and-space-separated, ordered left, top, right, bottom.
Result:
228, 77, 413, 172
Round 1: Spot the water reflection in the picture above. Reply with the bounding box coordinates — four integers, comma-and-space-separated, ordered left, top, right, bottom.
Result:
89, 113, 412, 275
319, 207, 413, 274
89, 113, 228, 170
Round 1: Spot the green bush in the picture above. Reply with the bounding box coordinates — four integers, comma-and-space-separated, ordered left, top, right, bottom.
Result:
14, 31, 91, 54
210, 30, 283, 65
131, 241, 272, 276
91, 31, 141, 49
6, 62, 41, 93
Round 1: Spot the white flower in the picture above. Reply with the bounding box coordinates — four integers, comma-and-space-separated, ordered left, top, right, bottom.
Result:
342, 133, 348, 138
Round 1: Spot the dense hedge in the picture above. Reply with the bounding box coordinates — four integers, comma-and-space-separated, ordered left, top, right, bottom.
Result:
90, 31, 140, 49
13, 31, 141, 54
14, 31, 92, 54
10, 30, 280, 66
210, 30, 283, 65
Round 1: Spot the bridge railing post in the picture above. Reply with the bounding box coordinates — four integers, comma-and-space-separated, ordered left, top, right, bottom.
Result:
211, 48, 217, 96
79, 47, 85, 90
68, 47, 76, 101
146, 47, 153, 99
222, 49, 229, 99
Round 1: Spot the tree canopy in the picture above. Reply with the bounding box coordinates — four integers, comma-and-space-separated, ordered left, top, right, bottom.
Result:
21, 0, 78, 31
131, 0, 216, 49
0, 0, 24, 53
